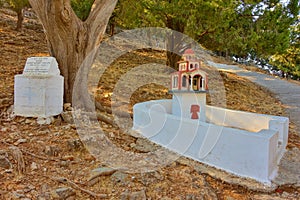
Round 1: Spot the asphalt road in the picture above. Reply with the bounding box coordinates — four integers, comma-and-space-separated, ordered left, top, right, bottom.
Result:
208, 61, 300, 135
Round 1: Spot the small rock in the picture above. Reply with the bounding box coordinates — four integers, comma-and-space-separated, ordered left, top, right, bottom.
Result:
25, 118, 35, 124
30, 162, 38, 171
111, 171, 128, 183
4, 169, 13, 174
84, 154, 95, 162
186, 194, 197, 200
129, 190, 147, 200
133, 138, 157, 153
88, 167, 117, 186
14, 138, 27, 145
23, 185, 35, 193
40, 184, 50, 193
120, 190, 130, 200
63, 103, 72, 111
0, 150, 8, 156
61, 111, 74, 124
11, 191, 25, 198
62, 155, 74, 161
67, 139, 83, 151
130, 143, 136, 148
0, 156, 12, 169
37, 192, 51, 200
153, 171, 164, 181
126, 130, 143, 138
58, 161, 69, 167
51, 187, 75, 199
44, 146, 60, 157
103, 124, 109, 128
7, 105, 14, 114
52, 116, 62, 126
37, 117, 53, 125
89, 167, 117, 180
1, 127, 8, 132
109, 132, 115, 138
9, 132, 20, 139
281, 192, 289, 198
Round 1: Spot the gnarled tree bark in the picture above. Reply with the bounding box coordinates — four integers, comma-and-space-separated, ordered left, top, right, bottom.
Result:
28, 0, 118, 108
16, 8, 24, 31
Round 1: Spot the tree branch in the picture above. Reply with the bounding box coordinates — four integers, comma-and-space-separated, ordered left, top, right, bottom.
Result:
28, 0, 80, 28
49, 176, 107, 198
86, 0, 118, 46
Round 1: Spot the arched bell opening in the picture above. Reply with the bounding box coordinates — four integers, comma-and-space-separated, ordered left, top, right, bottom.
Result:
192, 75, 203, 91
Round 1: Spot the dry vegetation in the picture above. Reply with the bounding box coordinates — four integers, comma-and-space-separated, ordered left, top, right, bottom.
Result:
0, 8, 299, 199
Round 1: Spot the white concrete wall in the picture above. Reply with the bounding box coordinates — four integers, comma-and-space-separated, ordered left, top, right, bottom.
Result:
206, 105, 289, 163
14, 75, 64, 118
172, 92, 206, 122
133, 100, 289, 184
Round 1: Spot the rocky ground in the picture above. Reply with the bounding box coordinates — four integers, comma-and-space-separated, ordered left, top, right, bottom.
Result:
0, 8, 299, 200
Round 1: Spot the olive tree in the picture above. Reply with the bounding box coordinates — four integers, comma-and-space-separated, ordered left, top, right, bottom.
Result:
28, 0, 118, 106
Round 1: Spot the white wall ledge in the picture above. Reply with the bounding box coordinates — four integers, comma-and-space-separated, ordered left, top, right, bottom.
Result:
133, 100, 289, 184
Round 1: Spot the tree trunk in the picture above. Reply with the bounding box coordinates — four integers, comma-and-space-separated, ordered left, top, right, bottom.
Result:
167, 51, 181, 70
165, 18, 185, 69
16, 9, 24, 31
166, 30, 185, 69
110, 23, 115, 36
28, 0, 118, 109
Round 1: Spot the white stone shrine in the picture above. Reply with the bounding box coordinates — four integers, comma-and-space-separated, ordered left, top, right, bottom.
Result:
14, 57, 64, 118
133, 49, 289, 185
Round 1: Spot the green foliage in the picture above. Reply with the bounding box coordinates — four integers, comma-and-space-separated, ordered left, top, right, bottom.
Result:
6, 0, 29, 12
116, 0, 298, 60
71, 0, 93, 21
4, 0, 30, 30
270, 22, 300, 78
268, 0, 300, 77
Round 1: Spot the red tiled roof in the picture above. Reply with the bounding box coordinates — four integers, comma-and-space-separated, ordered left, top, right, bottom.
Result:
184, 49, 194, 54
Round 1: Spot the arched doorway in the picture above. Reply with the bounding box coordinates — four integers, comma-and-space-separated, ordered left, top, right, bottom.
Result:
192, 75, 202, 91
182, 75, 187, 88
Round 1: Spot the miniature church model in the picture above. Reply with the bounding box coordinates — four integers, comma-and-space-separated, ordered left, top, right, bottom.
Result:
171, 49, 208, 92
170, 49, 208, 121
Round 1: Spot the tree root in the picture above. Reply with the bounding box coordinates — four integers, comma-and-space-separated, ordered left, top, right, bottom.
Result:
49, 176, 107, 198
1, 140, 59, 162
95, 101, 133, 125
8, 146, 25, 174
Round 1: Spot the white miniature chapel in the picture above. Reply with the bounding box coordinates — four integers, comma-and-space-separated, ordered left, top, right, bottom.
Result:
170, 49, 208, 122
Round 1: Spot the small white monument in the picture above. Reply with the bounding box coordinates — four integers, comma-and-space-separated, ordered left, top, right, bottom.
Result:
14, 57, 64, 118
133, 49, 289, 185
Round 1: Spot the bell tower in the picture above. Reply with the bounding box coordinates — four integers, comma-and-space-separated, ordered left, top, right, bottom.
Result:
170, 49, 208, 122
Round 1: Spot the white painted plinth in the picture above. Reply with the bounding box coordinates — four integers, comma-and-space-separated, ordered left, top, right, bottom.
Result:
133, 100, 289, 184
14, 75, 64, 118
172, 91, 206, 122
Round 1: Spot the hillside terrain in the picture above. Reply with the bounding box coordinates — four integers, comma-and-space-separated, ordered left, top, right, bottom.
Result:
0, 8, 299, 200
